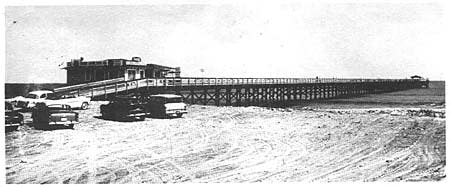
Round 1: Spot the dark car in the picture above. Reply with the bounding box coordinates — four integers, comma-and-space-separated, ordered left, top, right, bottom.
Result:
32, 103, 78, 130
100, 95, 148, 121
147, 94, 187, 118
5, 102, 23, 132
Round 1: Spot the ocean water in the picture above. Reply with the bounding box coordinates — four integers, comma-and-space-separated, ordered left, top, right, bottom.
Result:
4, 83, 66, 98
296, 81, 445, 109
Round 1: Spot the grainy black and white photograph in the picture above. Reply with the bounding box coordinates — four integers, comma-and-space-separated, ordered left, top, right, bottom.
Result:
1, 0, 447, 184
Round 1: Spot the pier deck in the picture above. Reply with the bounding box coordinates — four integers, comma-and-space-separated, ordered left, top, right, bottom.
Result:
54, 77, 428, 106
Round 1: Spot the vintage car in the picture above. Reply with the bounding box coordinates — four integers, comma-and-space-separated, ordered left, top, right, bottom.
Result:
147, 94, 187, 118
32, 103, 78, 129
13, 90, 53, 109
8, 90, 90, 110
45, 93, 91, 110
100, 95, 148, 121
5, 102, 23, 132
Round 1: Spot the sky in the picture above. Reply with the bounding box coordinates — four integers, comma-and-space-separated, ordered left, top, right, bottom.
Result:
4, 2, 447, 83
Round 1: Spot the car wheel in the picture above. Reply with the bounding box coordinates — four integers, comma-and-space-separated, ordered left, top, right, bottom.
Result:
176, 113, 183, 118
101, 111, 109, 118
68, 124, 74, 129
81, 102, 89, 110
156, 112, 166, 118
35, 122, 47, 130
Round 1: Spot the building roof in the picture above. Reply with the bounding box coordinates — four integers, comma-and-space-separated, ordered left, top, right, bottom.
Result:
146, 63, 178, 70
63, 57, 177, 70
410, 75, 423, 79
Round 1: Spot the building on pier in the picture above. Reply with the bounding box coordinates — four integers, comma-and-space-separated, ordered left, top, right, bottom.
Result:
63, 57, 180, 85
410, 75, 429, 88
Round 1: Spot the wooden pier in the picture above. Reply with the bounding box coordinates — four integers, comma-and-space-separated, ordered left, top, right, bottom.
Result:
54, 77, 428, 107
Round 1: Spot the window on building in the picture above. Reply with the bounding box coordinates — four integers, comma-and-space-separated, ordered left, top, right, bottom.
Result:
140, 70, 145, 79
127, 69, 136, 80
85, 71, 91, 81
96, 70, 105, 81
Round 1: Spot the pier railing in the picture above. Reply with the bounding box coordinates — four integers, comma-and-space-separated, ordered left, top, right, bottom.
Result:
54, 77, 421, 98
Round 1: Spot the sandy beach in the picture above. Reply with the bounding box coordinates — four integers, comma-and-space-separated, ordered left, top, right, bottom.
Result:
5, 100, 445, 183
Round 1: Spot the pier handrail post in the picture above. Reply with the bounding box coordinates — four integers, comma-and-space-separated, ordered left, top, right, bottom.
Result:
165, 77, 168, 86
104, 83, 107, 98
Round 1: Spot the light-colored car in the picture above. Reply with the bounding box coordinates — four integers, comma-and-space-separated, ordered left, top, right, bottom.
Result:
45, 93, 91, 110
147, 94, 187, 118
13, 90, 54, 109
8, 90, 90, 110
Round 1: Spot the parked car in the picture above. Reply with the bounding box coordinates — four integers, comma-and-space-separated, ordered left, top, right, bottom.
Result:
13, 90, 53, 109
5, 102, 23, 132
45, 93, 91, 110
32, 103, 78, 129
147, 94, 187, 118
100, 95, 148, 121
8, 90, 90, 110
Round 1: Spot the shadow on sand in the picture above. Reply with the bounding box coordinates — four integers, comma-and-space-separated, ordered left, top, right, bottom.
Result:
31, 123, 74, 131
93, 114, 182, 122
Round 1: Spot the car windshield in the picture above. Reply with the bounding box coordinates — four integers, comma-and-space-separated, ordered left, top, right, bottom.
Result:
47, 93, 60, 100
25, 94, 39, 99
